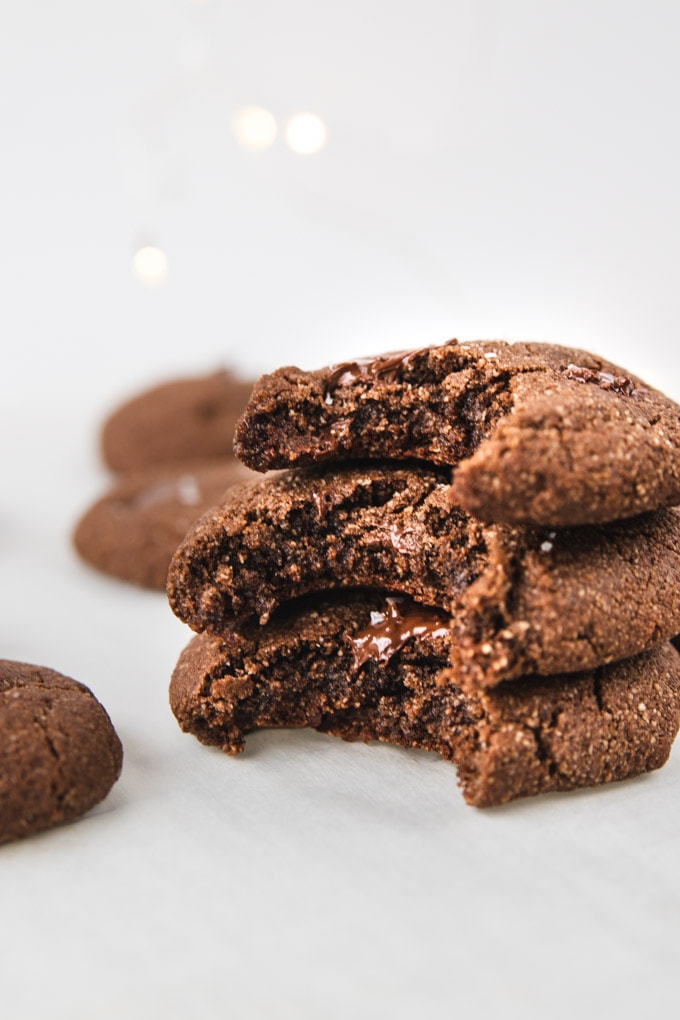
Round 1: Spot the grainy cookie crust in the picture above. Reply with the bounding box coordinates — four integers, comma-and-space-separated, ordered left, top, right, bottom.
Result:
234, 339, 680, 526
0, 660, 123, 845
166, 463, 680, 685
169, 594, 680, 807
450, 507, 680, 688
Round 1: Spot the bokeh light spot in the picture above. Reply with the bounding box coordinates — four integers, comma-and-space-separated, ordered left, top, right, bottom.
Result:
231, 106, 278, 152
132, 246, 169, 287
284, 112, 328, 155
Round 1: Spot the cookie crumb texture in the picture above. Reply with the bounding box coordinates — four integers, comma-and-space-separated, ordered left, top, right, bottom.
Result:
0, 661, 123, 846
101, 369, 254, 472
235, 340, 680, 526
167, 462, 482, 627
169, 595, 680, 807
167, 463, 680, 685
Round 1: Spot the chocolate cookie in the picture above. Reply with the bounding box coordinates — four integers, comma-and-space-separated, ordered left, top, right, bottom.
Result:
74, 460, 255, 590
234, 339, 680, 527
102, 369, 254, 472
166, 462, 680, 685
169, 593, 680, 807
168, 462, 477, 626
0, 660, 123, 845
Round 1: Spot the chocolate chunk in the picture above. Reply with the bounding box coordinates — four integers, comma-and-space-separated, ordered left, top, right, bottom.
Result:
74, 460, 256, 590
0, 660, 123, 845
349, 595, 449, 671
563, 363, 645, 398
324, 342, 440, 393
102, 369, 254, 472
166, 462, 680, 685
234, 340, 680, 527
169, 593, 680, 807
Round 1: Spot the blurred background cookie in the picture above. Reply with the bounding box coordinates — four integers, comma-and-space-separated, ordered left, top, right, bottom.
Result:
101, 369, 254, 472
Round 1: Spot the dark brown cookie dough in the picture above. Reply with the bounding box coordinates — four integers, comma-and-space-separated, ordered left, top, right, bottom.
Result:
169, 592, 680, 807
167, 462, 485, 627
74, 460, 256, 590
102, 369, 254, 472
0, 660, 123, 845
166, 462, 680, 684
234, 339, 680, 527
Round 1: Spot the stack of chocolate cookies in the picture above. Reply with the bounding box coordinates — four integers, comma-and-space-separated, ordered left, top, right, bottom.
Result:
167, 340, 680, 806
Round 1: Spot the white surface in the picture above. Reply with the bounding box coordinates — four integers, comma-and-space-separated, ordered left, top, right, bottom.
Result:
2, 3, 680, 1018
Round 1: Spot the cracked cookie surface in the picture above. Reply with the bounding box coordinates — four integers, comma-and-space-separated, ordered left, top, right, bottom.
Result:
0, 660, 123, 845
166, 463, 680, 685
169, 592, 680, 807
234, 339, 680, 526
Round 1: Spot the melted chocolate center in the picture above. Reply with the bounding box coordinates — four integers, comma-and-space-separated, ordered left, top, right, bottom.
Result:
350, 596, 450, 672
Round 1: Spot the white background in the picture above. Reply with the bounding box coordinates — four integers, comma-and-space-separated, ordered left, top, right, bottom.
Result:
1, 2, 679, 1017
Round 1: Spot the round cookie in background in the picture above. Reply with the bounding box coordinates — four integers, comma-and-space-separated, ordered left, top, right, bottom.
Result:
101, 369, 255, 472
0, 660, 123, 846
73, 459, 257, 591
